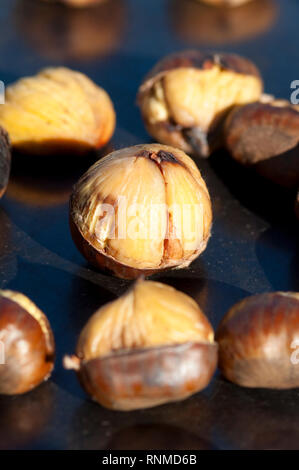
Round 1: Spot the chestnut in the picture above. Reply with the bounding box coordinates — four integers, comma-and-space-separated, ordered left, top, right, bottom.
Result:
70, 143, 212, 279
0, 290, 55, 395
224, 98, 299, 188
64, 278, 217, 410
0, 67, 115, 156
171, 0, 277, 46
216, 292, 299, 389
0, 127, 11, 199
137, 50, 263, 157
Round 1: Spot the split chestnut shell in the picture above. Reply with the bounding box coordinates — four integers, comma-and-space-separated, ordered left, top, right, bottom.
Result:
70, 144, 212, 279
137, 51, 262, 157
0, 290, 55, 395
216, 292, 299, 389
64, 279, 218, 410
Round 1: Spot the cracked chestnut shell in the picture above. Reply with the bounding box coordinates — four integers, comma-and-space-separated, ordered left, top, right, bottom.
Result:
216, 292, 299, 389
70, 143, 212, 279
0, 67, 115, 156
0, 128, 11, 199
224, 98, 299, 188
0, 290, 55, 395
137, 50, 262, 158
64, 279, 218, 410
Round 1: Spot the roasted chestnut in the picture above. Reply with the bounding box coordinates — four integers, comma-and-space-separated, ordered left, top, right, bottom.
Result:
224, 98, 299, 188
0, 128, 11, 199
64, 278, 218, 410
216, 292, 299, 389
0, 67, 115, 155
70, 143, 212, 279
0, 290, 55, 395
137, 50, 263, 157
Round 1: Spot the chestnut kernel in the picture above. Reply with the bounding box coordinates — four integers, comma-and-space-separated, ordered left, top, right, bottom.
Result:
216, 292, 299, 389
137, 50, 262, 158
70, 143, 212, 279
0, 67, 115, 156
224, 98, 299, 188
64, 279, 217, 410
0, 290, 55, 395
0, 127, 11, 199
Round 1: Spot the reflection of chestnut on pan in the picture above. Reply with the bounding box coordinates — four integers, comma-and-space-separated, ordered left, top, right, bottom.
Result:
107, 423, 214, 450
0, 128, 11, 199
171, 0, 277, 46
216, 292, 299, 389
16, 0, 125, 61
224, 98, 299, 188
64, 278, 217, 411
138, 51, 263, 158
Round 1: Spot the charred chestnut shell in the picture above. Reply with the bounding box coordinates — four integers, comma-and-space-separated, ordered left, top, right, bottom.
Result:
224, 100, 299, 188
0, 128, 11, 199
216, 292, 299, 389
137, 50, 263, 158
0, 290, 55, 395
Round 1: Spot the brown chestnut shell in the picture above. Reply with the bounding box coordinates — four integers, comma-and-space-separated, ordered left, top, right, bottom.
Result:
0, 128, 11, 199
76, 342, 218, 411
0, 291, 55, 395
224, 101, 299, 188
216, 292, 299, 389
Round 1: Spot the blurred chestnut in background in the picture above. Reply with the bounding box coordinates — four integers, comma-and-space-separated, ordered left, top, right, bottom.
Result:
64, 278, 217, 410
0, 128, 11, 199
0, 290, 55, 395
138, 51, 263, 157
40, 0, 108, 7
196, 0, 253, 6
171, 0, 277, 46
16, 0, 125, 62
224, 98, 299, 188
70, 144, 212, 279
216, 292, 299, 389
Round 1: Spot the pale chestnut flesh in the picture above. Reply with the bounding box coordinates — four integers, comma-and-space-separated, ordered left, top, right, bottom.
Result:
0, 127, 11, 199
138, 51, 262, 157
0, 291, 55, 395
70, 143, 212, 279
64, 279, 217, 410
216, 292, 299, 389
0, 67, 115, 155
224, 99, 299, 188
